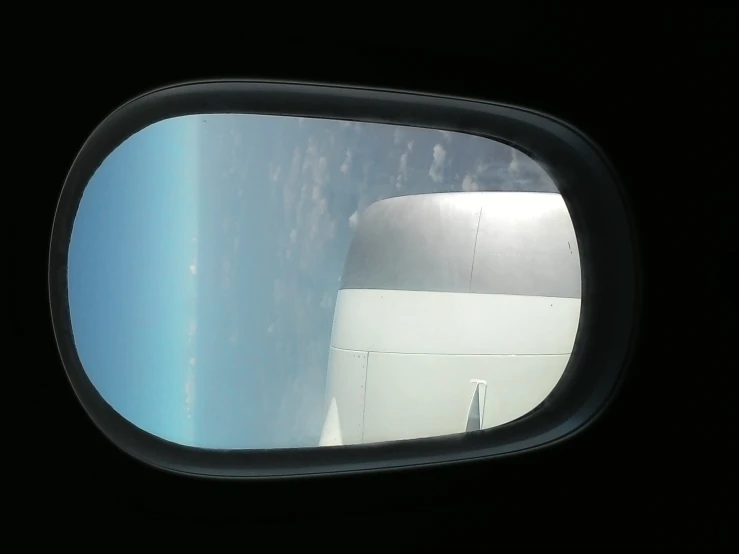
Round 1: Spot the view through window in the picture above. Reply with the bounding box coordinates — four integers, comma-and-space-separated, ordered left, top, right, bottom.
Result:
67, 114, 580, 449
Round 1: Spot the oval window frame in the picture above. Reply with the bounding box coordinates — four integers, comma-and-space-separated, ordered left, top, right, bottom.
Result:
49, 80, 640, 478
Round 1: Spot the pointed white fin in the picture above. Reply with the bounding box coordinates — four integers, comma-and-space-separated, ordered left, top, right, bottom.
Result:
466, 380, 487, 431
318, 397, 344, 446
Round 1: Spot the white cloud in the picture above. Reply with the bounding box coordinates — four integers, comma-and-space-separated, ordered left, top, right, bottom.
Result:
312, 185, 322, 202
399, 152, 408, 173
284, 135, 337, 273
281, 147, 303, 223
508, 148, 520, 176
301, 140, 329, 188
319, 292, 334, 311
340, 150, 352, 175
270, 163, 282, 182
396, 152, 409, 189
315, 156, 329, 187
439, 130, 453, 142
348, 211, 359, 230
189, 263, 197, 276
301, 142, 315, 173
429, 143, 447, 183
185, 363, 195, 419
462, 174, 478, 192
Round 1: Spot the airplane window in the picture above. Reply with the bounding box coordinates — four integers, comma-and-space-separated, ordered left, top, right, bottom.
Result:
66, 113, 581, 450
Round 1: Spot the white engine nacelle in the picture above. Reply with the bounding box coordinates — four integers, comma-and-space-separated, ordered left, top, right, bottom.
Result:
320, 191, 581, 446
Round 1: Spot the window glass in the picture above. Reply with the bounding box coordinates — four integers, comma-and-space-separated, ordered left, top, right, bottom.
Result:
68, 114, 580, 449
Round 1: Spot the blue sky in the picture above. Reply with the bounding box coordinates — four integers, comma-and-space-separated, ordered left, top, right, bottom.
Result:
68, 117, 199, 446
68, 114, 558, 450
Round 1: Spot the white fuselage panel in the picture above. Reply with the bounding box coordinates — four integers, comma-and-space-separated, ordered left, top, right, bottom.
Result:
321, 289, 581, 445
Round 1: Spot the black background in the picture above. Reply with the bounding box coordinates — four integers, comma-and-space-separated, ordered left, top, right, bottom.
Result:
11, 9, 735, 551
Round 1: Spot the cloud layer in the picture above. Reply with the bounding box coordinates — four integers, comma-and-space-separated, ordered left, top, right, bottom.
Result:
200, 114, 559, 448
